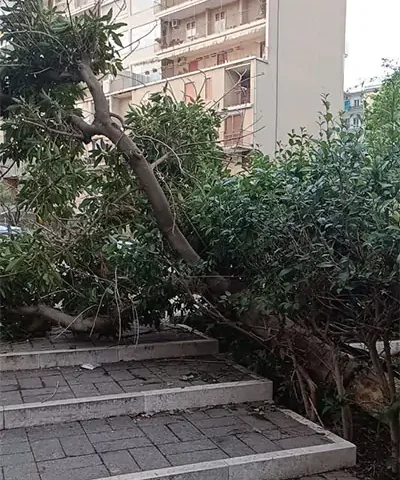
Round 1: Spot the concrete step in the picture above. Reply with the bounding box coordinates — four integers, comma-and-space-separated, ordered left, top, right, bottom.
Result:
0, 403, 355, 480
0, 356, 273, 429
0, 326, 218, 371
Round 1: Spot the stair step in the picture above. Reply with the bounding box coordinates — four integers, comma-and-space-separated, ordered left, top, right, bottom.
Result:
0, 404, 355, 480
0, 356, 273, 428
0, 326, 218, 371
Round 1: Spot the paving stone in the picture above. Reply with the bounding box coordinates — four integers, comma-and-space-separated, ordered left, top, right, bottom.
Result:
0, 439, 31, 455
22, 392, 73, 404
31, 438, 65, 462
37, 454, 102, 473
238, 432, 281, 453
0, 379, 18, 387
93, 435, 152, 453
65, 372, 114, 385
88, 426, 144, 444
41, 376, 68, 387
27, 422, 84, 441
0, 385, 18, 393
236, 410, 277, 431
167, 448, 228, 466
3, 462, 40, 480
94, 382, 124, 395
0, 391, 22, 405
81, 419, 112, 434
158, 438, 217, 456
59, 434, 95, 456
277, 434, 328, 450
20, 386, 72, 398
213, 436, 255, 456
109, 370, 135, 381
192, 416, 240, 429
17, 378, 43, 389
40, 465, 109, 480
206, 408, 234, 418
200, 423, 252, 438
101, 450, 139, 475
0, 452, 34, 467
136, 382, 165, 391
136, 414, 180, 427
140, 425, 180, 445
129, 445, 170, 470
0, 428, 27, 442
183, 411, 210, 422
70, 384, 100, 397
265, 411, 301, 429
108, 416, 137, 430
281, 425, 318, 438
0, 374, 16, 381
167, 421, 204, 441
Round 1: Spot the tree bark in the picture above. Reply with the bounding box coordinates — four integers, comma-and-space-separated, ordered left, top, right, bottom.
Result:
8, 305, 114, 334
76, 62, 202, 265
240, 311, 394, 420
72, 60, 228, 293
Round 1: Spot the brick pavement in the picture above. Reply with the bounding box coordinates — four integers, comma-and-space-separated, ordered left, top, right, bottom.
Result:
0, 356, 252, 406
0, 404, 332, 480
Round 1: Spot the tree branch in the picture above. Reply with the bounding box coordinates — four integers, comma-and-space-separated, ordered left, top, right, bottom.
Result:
151, 153, 169, 170
78, 61, 110, 124
77, 59, 206, 266
69, 114, 103, 142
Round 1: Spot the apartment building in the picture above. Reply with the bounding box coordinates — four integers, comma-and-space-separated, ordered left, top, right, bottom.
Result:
343, 83, 380, 129
2, 0, 347, 171
51, 0, 346, 155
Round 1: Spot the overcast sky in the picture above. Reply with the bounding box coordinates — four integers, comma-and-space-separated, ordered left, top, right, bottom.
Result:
345, 0, 400, 89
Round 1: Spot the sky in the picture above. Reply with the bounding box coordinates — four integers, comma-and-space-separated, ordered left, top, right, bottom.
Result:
345, 0, 400, 89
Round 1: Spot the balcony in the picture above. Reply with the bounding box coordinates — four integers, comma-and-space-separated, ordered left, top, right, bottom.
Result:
124, 56, 266, 150
156, 19, 265, 59
154, 0, 238, 19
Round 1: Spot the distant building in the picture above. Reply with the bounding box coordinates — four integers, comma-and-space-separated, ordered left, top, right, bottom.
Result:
343, 84, 380, 129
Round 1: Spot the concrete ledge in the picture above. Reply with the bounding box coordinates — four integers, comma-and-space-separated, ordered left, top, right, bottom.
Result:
2, 379, 272, 429
92, 442, 355, 480
0, 338, 219, 371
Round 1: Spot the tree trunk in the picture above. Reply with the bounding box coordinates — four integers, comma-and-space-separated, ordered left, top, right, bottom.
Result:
241, 312, 393, 419
7, 305, 114, 335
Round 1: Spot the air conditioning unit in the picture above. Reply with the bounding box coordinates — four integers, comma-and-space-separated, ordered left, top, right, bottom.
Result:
171, 19, 180, 29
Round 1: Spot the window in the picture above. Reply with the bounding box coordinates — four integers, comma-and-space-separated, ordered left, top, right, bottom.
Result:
184, 82, 196, 103
352, 117, 361, 127
224, 114, 243, 146
260, 41, 266, 58
215, 11, 226, 32
186, 21, 196, 40
354, 99, 360, 107
205, 77, 212, 99
189, 60, 198, 72
217, 52, 228, 65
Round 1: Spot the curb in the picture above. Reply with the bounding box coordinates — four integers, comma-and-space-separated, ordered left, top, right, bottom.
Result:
1, 379, 273, 429
91, 442, 356, 480
0, 338, 219, 371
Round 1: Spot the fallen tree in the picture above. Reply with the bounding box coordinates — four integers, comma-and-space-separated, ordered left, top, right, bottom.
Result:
0, 0, 399, 471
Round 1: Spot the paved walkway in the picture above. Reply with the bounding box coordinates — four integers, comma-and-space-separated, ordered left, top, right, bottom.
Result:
0, 404, 331, 480
0, 356, 251, 406
0, 326, 196, 353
